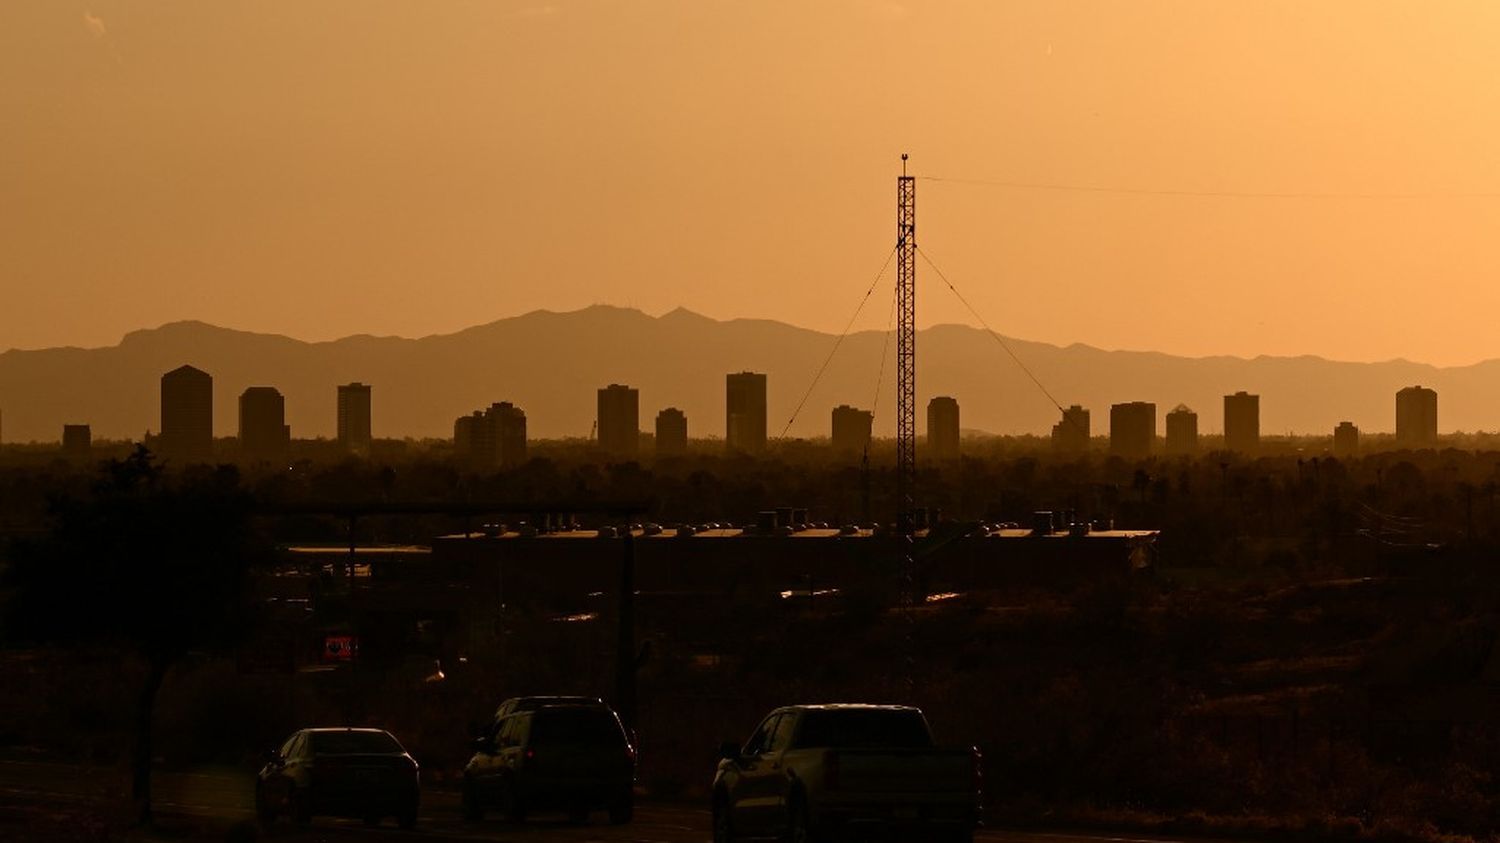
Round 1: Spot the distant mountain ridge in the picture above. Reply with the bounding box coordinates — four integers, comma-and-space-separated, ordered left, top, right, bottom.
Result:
0, 305, 1495, 442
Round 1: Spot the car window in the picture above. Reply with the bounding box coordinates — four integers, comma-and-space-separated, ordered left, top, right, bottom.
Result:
497, 715, 525, 747
529, 708, 627, 747
792, 709, 933, 749
743, 714, 780, 756
309, 730, 403, 755
766, 713, 798, 753
279, 733, 300, 759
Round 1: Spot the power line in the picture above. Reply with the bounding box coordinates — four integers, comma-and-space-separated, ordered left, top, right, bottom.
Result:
916, 245, 1067, 415
777, 246, 898, 439
917, 175, 1500, 200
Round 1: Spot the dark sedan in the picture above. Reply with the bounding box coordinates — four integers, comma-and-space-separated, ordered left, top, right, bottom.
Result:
257, 727, 420, 829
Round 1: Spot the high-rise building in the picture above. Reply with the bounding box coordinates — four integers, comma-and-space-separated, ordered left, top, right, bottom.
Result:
656, 407, 687, 456
160, 365, 213, 463
337, 383, 372, 454
1110, 402, 1156, 459
1333, 421, 1359, 457
597, 384, 640, 457
61, 424, 91, 459
1051, 405, 1091, 454
1165, 404, 1198, 455
239, 387, 290, 462
453, 402, 527, 468
1395, 385, 1438, 447
725, 372, 767, 453
1223, 391, 1260, 454
926, 396, 960, 460
831, 405, 873, 455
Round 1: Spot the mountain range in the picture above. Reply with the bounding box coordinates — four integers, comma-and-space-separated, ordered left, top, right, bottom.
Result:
0, 305, 1493, 443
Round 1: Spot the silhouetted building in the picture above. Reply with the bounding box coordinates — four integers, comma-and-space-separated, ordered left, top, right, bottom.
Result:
831, 404, 873, 455
1165, 404, 1198, 455
1051, 405, 1091, 453
1223, 391, 1260, 454
725, 372, 767, 452
61, 424, 91, 459
597, 384, 640, 457
927, 396, 960, 460
454, 402, 527, 468
160, 365, 213, 463
1334, 421, 1359, 457
337, 383, 372, 454
1110, 402, 1155, 459
239, 387, 290, 462
656, 407, 687, 456
1395, 385, 1437, 447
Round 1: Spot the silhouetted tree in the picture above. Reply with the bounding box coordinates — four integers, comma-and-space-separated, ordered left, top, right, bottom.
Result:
2, 447, 270, 825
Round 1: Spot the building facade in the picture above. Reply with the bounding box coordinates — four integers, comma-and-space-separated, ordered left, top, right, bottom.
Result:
1333, 421, 1359, 457
927, 396, 960, 460
61, 424, 91, 459
453, 401, 527, 468
725, 371, 767, 453
1395, 385, 1437, 447
1052, 404, 1091, 454
656, 407, 687, 456
597, 384, 640, 457
1109, 402, 1156, 459
337, 382, 372, 454
1223, 391, 1260, 454
1165, 404, 1198, 455
160, 364, 213, 463
239, 386, 290, 462
831, 404, 873, 455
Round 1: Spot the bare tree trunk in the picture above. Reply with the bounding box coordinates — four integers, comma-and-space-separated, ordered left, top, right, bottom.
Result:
132, 658, 169, 826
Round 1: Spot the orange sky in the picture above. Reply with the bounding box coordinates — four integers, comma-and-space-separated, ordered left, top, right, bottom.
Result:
5, 2, 1500, 365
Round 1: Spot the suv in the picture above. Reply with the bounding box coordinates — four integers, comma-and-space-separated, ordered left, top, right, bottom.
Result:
463, 704, 636, 824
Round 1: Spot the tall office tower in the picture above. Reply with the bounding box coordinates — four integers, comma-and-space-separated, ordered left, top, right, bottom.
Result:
926, 396, 960, 460
1395, 385, 1438, 447
160, 365, 214, 463
656, 407, 687, 456
61, 424, 91, 459
597, 384, 640, 457
454, 411, 485, 462
337, 383, 373, 454
1109, 401, 1156, 459
831, 404, 873, 455
487, 402, 528, 467
1223, 391, 1261, 454
1165, 404, 1199, 455
239, 386, 290, 462
725, 371, 768, 452
1051, 404, 1091, 454
1333, 421, 1359, 457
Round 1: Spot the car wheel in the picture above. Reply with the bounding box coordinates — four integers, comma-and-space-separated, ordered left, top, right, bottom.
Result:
607, 791, 633, 825
784, 799, 814, 843
254, 785, 277, 828
291, 789, 313, 826
461, 780, 483, 822
500, 782, 527, 824
712, 796, 734, 843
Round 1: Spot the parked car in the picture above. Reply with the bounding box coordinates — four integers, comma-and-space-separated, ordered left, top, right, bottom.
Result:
463, 703, 636, 824
712, 704, 981, 843
256, 727, 419, 829
490, 695, 609, 721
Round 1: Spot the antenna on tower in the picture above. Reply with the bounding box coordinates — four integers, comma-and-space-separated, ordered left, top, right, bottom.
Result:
895, 154, 918, 697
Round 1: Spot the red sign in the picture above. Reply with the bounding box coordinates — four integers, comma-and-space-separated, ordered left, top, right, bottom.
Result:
321, 635, 359, 663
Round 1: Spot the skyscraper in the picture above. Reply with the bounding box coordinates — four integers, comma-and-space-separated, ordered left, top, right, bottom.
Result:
337, 383, 372, 454
1333, 421, 1359, 457
831, 405, 873, 455
1395, 385, 1437, 447
1109, 402, 1156, 459
926, 396, 960, 460
1165, 404, 1198, 455
1051, 405, 1091, 454
597, 384, 640, 457
239, 387, 290, 462
453, 402, 527, 468
656, 407, 687, 456
1223, 391, 1260, 454
725, 371, 767, 453
160, 365, 213, 463
61, 424, 91, 459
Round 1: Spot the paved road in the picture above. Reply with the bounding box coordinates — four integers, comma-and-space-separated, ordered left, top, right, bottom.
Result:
0, 756, 1214, 843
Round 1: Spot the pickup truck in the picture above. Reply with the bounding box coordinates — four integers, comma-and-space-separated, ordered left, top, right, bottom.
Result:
711, 704, 981, 843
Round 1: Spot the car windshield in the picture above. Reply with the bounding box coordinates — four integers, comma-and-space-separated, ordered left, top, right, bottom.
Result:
514, 697, 601, 712
310, 730, 403, 755
529, 709, 626, 746
793, 710, 933, 749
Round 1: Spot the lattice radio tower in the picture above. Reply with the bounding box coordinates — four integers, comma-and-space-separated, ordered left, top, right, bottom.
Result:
895, 155, 917, 532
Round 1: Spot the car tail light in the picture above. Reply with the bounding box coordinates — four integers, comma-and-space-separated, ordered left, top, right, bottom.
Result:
524, 748, 536, 766
825, 750, 840, 791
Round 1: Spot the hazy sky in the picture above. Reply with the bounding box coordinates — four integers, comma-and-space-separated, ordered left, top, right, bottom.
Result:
6, 2, 1500, 365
